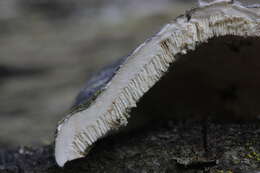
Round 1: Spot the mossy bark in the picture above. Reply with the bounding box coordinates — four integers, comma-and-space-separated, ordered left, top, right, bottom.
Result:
1, 121, 260, 173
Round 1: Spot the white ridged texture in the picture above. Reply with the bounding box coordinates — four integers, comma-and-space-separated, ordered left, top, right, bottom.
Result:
55, 1, 260, 167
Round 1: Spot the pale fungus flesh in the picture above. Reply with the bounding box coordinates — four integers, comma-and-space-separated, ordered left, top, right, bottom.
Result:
55, 1, 260, 167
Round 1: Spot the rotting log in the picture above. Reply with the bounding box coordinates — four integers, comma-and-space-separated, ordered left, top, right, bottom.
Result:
1, 1, 260, 173
2, 121, 260, 173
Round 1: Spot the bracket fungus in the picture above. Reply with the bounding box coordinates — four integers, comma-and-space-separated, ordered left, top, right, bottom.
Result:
55, 1, 260, 167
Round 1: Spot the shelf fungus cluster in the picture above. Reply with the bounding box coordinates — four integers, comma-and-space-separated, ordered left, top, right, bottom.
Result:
55, 0, 260, 167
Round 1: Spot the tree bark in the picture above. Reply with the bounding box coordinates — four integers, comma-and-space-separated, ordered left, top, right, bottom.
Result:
1, 121, 260, 173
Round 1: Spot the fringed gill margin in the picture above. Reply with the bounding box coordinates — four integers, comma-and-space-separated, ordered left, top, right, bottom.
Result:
55, 1, 260, 166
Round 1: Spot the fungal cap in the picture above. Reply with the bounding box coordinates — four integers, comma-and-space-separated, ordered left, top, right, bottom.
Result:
55, 1, 260, 167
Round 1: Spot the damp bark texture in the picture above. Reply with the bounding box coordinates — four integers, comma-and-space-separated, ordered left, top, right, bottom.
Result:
2, 121, 260, 173
54, 0, 260, 167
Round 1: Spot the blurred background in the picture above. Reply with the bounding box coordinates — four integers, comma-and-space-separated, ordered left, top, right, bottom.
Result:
0, 0, 257, 147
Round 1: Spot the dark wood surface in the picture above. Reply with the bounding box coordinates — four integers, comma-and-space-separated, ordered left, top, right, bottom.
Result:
1, 120, 259, 173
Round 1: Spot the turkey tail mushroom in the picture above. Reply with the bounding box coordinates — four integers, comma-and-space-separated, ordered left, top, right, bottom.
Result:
55, 1, 260, 167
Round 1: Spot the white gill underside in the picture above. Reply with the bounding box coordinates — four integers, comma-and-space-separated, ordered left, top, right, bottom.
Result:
55, 1, 260, 167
